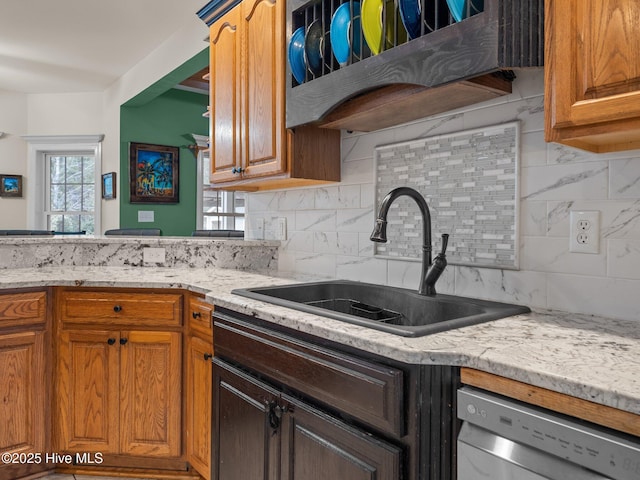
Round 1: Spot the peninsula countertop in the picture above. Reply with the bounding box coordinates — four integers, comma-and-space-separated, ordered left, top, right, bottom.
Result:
2, 265, 639, 417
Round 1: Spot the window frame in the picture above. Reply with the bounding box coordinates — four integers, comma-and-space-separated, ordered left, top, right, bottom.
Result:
44, 151, 97, 233
195, 144, 245, 232
23, 135, 103, 234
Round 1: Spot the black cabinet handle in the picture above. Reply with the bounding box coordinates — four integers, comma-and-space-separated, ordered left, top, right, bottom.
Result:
192, 311, 202, 319
231, 166, 244, 174
204, 353, 213, 361
113, 305, 122, 313
107, 338, 116, 345
267, 402, 282, 430
120, 338, 128, 345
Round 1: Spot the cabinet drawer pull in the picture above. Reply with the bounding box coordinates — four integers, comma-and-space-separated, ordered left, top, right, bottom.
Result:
120, 338, 128, 345
113, 305, 122, 313
192, 311, 202, 319
107, 338, 116, 345
204, 353, 213, 361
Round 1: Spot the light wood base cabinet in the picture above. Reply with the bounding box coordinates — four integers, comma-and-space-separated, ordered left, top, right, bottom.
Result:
0, 289, 50, 480
186, 335, 213, 480
56, 329, 181, 458
186, 295, 214, 480
0, 332, 48, 478
54, 288, 186, 474
56, 329, 182, 459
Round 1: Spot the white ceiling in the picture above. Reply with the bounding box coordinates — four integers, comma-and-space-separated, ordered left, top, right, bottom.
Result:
0, 0, 207, 94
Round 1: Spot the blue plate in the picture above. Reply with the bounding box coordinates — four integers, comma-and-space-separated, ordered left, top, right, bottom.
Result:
288, 26, 307, 84
446, 0, 483, 22
398, 0, 421, 39
305, 20, 326, 76
330, 2, 362, 67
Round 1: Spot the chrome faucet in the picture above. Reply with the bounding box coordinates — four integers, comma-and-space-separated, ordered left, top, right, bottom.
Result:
370, 187, 449, 296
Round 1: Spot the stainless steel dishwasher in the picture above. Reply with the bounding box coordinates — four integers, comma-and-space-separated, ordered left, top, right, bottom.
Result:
457, 387, 640, 480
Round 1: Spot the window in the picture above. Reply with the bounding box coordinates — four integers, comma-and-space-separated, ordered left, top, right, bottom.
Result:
197, 147, 245, 231
46, 153, 96, 233
203, 189, 245, 230
23, 135, 103, 234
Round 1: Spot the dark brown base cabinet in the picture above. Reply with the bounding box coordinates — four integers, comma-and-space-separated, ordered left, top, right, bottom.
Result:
212, 307, 460, 480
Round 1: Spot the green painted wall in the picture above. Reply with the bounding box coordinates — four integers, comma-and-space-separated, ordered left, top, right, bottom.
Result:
120, 89, 207, 236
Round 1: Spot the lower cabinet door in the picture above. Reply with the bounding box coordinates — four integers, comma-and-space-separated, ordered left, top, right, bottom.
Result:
279, 396, 402, 480
119, 330, 182, 457
56, 329, 120, 453
212, 359, 402, 480
187, 335, 213, 480
0, 331, 48, 479
213, 360, 281, 480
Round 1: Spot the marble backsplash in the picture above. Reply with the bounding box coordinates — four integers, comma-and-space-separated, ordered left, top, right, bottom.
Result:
0, 237, 279, 271
245, 68, 640, 322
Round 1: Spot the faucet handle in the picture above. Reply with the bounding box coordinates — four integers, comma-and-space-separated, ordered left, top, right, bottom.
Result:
439, 234, 449, 256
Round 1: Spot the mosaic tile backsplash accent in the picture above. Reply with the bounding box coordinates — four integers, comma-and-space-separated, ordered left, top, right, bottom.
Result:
374, 122, 519, 268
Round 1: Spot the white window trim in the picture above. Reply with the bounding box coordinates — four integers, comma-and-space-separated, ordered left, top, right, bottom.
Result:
193, 134, 208, 230
22, 134, 104, 233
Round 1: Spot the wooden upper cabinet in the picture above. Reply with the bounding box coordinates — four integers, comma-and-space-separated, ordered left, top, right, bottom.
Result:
545, 0, 640, 152
242, 0, 286, 179
210, 5, 242, 184
206, 0, 340, 191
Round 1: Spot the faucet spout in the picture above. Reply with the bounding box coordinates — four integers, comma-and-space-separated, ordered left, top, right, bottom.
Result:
371, 187, 448, 295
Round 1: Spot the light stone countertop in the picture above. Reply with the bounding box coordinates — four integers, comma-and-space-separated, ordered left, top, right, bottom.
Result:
2, 266, 639, 417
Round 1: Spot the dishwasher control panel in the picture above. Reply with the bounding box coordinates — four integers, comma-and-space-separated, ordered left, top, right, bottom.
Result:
458, 387, 640, 480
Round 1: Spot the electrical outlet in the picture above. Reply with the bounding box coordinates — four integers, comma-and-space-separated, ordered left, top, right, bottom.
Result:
143, 247, 166, 263
569, 211, 600, 254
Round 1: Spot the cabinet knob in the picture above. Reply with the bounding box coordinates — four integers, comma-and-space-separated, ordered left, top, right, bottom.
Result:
107, 338, 116, 345
192, 311, 202, 319
204, 353, 213, 361
120, 338, 128, 345
113, 305, 122, 313
232, 166, 244, 174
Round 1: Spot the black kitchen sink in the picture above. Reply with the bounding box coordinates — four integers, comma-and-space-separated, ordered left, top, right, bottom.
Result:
232, 280, 530, 337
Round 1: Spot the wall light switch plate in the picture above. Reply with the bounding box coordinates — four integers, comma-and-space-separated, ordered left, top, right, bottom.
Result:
143, 247, 166, 264
275, 217, 287, 241
253, 218, 265, 240
138, 211, 154, 222
569, 211, 600, 254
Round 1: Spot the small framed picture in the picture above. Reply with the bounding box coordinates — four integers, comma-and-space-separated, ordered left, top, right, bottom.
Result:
0, 174, 23, 197
102, 172, 116, 200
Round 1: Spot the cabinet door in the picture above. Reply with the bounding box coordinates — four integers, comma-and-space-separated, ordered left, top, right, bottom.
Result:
280, 396, 402, 480
241, 0, 286, 178
213, 360, 280, 480
546, 0, 640, 150
119, 330, 182, 458
0, 331, 46, 453
210, 6, 242, 183
187, 335, 213, 480
56, 330, 120, 453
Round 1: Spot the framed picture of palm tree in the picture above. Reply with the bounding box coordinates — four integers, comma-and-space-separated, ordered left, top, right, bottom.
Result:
129, 142, 179, 204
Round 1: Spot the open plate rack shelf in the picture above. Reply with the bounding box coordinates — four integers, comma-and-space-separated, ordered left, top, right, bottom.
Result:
286, 0, 544, 131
